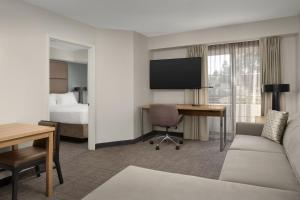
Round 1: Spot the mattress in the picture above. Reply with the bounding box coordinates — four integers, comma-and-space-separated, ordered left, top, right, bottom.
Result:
50, 104, 88, 124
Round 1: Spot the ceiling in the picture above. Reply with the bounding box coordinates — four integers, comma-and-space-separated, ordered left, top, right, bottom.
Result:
24, 0, 300, 36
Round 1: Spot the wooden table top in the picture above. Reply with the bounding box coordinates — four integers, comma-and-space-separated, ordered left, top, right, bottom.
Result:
0, 123, 55, 142
141, 104, 226, 111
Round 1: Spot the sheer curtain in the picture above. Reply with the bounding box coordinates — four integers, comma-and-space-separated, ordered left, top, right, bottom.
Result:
208, 41, 260, 139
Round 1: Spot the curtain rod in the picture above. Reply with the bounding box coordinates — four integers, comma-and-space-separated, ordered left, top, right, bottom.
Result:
151, 33, 296, 51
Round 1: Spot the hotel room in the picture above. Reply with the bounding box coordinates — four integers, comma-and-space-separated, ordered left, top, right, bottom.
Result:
0, 0, 300, 199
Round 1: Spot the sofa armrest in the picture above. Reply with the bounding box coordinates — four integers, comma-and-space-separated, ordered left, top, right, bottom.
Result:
236, 122, 264, 136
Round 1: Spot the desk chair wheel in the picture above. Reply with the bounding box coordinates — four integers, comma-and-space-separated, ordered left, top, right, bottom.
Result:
155, 145, 160, 150
176, 145, 180, 150
149, 140, 154, 145
179, 140, 183, 144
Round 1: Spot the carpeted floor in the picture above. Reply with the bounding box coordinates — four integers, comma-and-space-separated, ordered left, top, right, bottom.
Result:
0, 139, 229, 200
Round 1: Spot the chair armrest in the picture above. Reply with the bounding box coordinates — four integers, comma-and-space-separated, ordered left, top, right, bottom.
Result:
236, 122, 264, 136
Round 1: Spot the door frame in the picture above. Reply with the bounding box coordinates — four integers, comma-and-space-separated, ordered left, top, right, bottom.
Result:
46, 35, 96, 150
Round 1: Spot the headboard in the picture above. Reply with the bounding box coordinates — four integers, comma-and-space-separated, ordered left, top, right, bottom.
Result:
50, 60, 68, 93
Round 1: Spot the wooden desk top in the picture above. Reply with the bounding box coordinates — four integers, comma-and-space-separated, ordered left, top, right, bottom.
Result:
0, 123, 55, 142
141, 104, 226, 111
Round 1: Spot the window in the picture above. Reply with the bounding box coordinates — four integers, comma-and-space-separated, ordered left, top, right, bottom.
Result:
208, 41, 260, 137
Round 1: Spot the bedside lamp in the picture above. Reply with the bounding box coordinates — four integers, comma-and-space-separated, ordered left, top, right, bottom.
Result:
263, 84, 290, 111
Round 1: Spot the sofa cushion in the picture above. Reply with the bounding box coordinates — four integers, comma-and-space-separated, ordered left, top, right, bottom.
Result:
83, 166, 300, 200
283, 116, 300, 183
230, 135, 284, 153
219, 150, 300, 192
236, 122, 264, 136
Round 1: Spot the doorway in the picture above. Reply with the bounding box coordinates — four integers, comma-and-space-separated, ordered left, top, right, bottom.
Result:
47, 37, 95, 150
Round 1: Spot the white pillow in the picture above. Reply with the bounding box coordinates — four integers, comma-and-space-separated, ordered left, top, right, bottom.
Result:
57, 92, 78, 105
49, 94, 57, 106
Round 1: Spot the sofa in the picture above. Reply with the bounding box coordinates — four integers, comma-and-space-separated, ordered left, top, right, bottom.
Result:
83, 116, 300, 200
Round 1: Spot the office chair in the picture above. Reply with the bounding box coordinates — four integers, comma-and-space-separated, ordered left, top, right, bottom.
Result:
149, 104, 183, 150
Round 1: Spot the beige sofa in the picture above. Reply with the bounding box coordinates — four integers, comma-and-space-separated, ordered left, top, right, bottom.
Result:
83, 117, 300, 200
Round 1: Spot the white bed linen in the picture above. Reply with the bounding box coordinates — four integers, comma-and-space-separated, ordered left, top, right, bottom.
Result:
50, 104, 88, 124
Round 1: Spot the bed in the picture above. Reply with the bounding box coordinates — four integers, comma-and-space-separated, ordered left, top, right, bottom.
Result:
49, 92, 88, 140
50, 104, 88, 125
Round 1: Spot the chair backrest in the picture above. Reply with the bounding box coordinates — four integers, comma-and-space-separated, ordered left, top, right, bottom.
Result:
149, 104, 180, 127
34, 121, 60, 158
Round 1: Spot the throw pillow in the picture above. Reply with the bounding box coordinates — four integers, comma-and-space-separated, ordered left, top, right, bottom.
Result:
262, 110, 289, 143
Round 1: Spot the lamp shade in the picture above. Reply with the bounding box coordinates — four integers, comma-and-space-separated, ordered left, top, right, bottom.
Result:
263, 84, 290, 93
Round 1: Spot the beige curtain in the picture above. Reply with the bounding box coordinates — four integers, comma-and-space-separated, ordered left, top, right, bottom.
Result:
260, 36, 282, 116
184, 45, 209, 141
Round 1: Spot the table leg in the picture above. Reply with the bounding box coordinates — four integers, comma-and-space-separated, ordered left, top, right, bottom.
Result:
220, 115, 224, 152
46, 132, 53, 197
141, 108, 144, 141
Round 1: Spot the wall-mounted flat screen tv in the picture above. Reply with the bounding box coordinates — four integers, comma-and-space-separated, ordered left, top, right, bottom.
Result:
150, 57, 201, 89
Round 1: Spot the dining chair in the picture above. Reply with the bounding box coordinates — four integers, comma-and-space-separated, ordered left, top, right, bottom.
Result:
0, 120, 63, 200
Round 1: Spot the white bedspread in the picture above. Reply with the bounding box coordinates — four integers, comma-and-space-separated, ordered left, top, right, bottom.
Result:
50, 104, 88, 124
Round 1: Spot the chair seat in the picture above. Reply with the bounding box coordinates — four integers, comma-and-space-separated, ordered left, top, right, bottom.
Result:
0, 147, 46, 168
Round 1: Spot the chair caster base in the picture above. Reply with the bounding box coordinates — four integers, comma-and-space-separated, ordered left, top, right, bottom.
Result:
149, 140, 154, 145
176, 146, 180, 150
155, 145, 160, 150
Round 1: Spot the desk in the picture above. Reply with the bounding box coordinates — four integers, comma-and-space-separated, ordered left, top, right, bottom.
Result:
141, 104, 227, 151
0, 123, 55, 197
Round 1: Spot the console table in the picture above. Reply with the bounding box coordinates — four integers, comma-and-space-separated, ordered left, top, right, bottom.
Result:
140, 104, 227, 151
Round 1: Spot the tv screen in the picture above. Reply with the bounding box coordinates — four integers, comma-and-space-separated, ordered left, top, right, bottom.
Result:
150, 57, 201, 89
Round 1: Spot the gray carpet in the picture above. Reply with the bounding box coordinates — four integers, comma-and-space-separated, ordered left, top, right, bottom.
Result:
0, 140, 229, 200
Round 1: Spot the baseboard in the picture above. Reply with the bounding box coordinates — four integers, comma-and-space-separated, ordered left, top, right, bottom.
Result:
60, 136, 88, 143
95, 131, 183, 149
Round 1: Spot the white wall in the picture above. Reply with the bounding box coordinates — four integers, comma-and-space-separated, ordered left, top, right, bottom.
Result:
148, 16, 300, 50
133, 32, 152, 138
0, 0, 95, 125
50, 48, 88, 64
95, 29, 135, 142
95, 31, 153, 142
281, 35, 298, 115
0, 0, 150, 146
